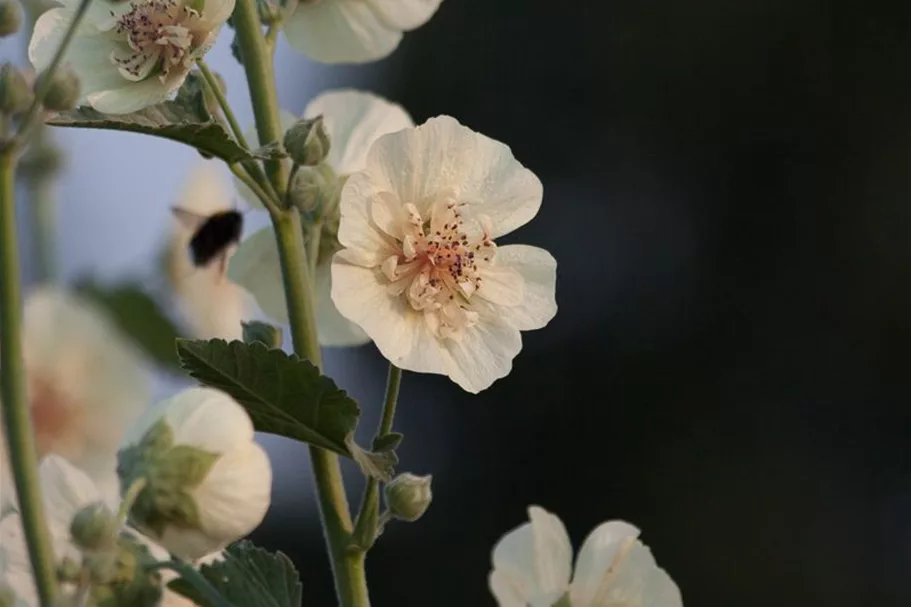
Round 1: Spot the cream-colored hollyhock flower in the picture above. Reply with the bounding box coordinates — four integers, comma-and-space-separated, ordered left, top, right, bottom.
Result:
330, 115, 557, 393
489, 507, 683, 607
28, 0, 234, 114
0, 287, 149, 510
283, 0, 442, 64
0, 456, 199, 607
117, 387, 272, 561
166, 162, 248, 341
229, 89, 413, 346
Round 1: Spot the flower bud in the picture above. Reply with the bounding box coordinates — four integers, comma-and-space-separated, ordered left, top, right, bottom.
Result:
117, 387, 272, 560
0, 0, 22, 37
85, 534, 163, 607
70, 502, 118, 551
384, 473, 432, 522
57, 556, 82, 583
242, 320, 283, 348
35, 65, 80, 111
283, 115, 330, 166
0, 63, 33, 115
287, 162, 338, 215
256, 0, 281, 25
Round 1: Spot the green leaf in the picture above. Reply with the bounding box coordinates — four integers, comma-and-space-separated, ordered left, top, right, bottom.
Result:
251, 141, 288, 160
46, 78, 250, 163
175, 338, 397, 480
168, 540, 302, 607
372, 432, 403, 453
75, 280, 183, 373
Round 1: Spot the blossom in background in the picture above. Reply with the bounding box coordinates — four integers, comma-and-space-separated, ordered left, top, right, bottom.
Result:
283, 0, 443, 64
0, 456, 197, 607
166, 162, 249, 341
330, 115, 557, 392
29, 0, 234, 114
489, 506, 683, 607
229, 89, 413, 346
0, 287, 149, 509
118, 387, 272, 561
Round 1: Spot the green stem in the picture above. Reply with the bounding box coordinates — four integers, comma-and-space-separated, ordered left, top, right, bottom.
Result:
29, 177, 57, 283
271, 210, 370, 607
228, 163, 275, 210
159, 561, 235, 607
11, 0, 94, 148
231, 0, 287, 196
307, 220, 322, 280
351, 364, 402, 552
116, 477, 146, 530
0, 151, 59, 605
197, 61, 248, 150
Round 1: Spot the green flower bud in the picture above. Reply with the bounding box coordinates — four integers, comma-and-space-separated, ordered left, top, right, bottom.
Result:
287, 162, 338, 215
256, 0, 280, 25
242, 320, 283, 348
283, 115, 330, 166
0, 0, 23, 37
384, 473, 432, 522
36, 65, 80, 111
57, 556, 83, 583
86, 534, 163, 607
70, 502, 118, 551
0, 63, 33, 115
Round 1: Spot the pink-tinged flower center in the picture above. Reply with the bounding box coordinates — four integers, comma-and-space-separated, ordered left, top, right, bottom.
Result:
29, 377, 84, 460
381, 198, 496, 340
111, 0, 196, 82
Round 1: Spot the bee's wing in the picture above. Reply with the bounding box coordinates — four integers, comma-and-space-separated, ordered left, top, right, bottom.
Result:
171, 207, 207, 232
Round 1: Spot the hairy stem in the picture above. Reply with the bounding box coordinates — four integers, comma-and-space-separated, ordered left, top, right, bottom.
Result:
0, 151, 59, 605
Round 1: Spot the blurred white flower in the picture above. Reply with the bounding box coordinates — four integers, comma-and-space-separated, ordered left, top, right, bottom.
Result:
229, 89, 413, 346
0, 287, 149, 510
0, 456, 197, 607
330, 115, 557, 393
489, 506, 683, 607
283, 0, 443, 64
117, 387, 272, 561
29, 0, 233, 114
167, 162, 249, 341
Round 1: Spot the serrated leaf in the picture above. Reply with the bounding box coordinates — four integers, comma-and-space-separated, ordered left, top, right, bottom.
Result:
175, 338, 396, 480
46, 83, 250, 163
251, 141, 288, 160
75, 280, 183, 373
168, 540, 302, 607
372, 432, 403, 453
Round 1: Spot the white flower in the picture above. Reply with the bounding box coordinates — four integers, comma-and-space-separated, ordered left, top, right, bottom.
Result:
117, 387, 272, 561
283, 0, 442, 64
229, 89, 413, 347
330, 115, 557, 393
489, 507, 683, 607
0, 455, 198, 607
167, 162, 249, 341
29, 0, 234, 114
0, 287, 149, 511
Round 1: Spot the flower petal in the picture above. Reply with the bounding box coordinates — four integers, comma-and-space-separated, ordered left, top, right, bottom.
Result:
303, 89, 413, 175
364, 116, 543, 238
198, 0, 236, 30
480, 244, 557, 331
86, 76, 176, 114
314, 260, 371, 346
283, 0, 402, 64
367, 0, 442, 30
442, 310, 522, 393
227, 228, 289, 324
337, 172, 399, 266
570, 522, 683, 607
490, 506, 573, 607
489, 569, 531, 607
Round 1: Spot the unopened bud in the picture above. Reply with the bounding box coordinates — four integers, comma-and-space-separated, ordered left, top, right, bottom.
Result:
85, 534, 163, 607
283, 115, 330, 166
57, 556, 83, 583
36, 65, 80, 111
242, 320, 282, 349
287, 163, 337, 215
70, 502, 118, 551
0, 63, 33, 114
256, 0, 280, 25
384, 473, 432, 522
0, 0, 22, 37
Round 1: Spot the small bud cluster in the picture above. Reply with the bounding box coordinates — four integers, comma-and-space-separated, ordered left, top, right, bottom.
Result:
283, 115, 331, 167
35, 65, 80, 111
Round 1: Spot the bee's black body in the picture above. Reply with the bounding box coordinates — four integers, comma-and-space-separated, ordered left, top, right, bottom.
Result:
187, 210, 244, 267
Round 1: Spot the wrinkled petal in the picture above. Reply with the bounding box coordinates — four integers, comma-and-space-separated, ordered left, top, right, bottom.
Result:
480, 245, 557, 331
336, 172, 399, 266
364, 116, 543, 238
490, 506, 573, 607
367, 0, 441, 30
283, 0, 401, 64
314, 260, 371, 346
86, 76, 177, 114
197, 0, 236, 30
489, 569, 530, 607
442, 307, 522, 393
570, 522, 683, 607
303, 89, 413, 175
227, 227, 288, 323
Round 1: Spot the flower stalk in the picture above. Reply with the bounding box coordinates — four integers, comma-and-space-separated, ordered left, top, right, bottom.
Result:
0, 149, 59, 605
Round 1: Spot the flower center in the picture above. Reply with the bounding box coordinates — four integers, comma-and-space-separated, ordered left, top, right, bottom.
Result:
112, 0, 196, 82
381, 198, 496, 340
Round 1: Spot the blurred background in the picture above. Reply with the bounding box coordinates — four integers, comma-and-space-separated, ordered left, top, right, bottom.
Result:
5, 0, 911, 605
